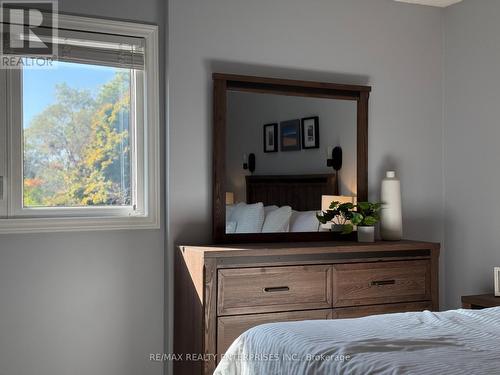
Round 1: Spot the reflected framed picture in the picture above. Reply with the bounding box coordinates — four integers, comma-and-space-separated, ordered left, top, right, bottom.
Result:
280, 119, 301, 151
263, 123, 278, 153
301, 116, 320, 149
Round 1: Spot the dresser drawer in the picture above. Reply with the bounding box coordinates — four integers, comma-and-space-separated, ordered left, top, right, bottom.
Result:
217, 309, 332, 355
217, 265, 332, 315
332, 301, 432, 319
332, 260, 430, 307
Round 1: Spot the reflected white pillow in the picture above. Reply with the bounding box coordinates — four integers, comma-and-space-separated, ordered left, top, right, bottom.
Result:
226, 204, 237, 234
232, 202, 265, 233
264, 205, 279, 216
226, 221, 237, 234
262, 206, 292, 233
226, 204, 236, 221
289, 210, 320, 232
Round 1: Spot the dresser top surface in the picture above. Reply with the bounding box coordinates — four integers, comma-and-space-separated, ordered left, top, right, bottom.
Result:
179, 240, 440, 258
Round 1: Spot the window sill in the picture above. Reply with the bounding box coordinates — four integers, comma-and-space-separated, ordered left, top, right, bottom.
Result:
0, 214, 160, 234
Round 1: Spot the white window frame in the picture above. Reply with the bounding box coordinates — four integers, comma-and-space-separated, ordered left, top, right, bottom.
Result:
0, 14, 160, 233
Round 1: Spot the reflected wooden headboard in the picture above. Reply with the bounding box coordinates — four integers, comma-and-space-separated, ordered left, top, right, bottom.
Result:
245, 174, 338, 211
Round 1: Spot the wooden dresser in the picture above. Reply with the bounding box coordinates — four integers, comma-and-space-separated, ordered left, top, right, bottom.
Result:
174, 240, 440, 375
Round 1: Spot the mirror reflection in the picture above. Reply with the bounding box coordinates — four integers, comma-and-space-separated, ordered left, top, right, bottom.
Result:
225, 91, 357, 234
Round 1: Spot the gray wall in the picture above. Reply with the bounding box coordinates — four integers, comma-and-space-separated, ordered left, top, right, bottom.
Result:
226, 92, 357, 202
443, 0, 500, 308
0, 1, 166, 375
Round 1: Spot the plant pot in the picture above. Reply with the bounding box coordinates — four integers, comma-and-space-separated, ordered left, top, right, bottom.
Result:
357, 226, 375, 243
331, 224, 345, 233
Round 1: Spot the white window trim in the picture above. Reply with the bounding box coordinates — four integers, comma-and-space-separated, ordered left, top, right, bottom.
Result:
0, 14, 160, 233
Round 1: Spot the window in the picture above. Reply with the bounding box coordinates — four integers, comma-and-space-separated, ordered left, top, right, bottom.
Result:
21, 62, 134, 209
0, 14, 160, 232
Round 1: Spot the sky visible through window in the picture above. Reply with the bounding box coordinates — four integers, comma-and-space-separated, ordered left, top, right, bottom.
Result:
23, 61, 117, 127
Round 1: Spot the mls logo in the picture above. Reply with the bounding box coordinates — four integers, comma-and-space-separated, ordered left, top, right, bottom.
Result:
1, 1, 58, 56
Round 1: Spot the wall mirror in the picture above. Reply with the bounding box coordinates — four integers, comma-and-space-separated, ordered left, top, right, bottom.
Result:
213, 73, 371, 243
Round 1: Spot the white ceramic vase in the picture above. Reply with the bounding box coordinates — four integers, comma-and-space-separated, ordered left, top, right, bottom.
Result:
357, 226, 375, 243
380, 170, 403, 241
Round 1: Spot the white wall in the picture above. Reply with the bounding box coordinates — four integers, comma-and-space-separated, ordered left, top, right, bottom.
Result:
226, 92, 357, 202
169, 0, 444, 304
0, 1, 166, 375
443, 0, 500, 308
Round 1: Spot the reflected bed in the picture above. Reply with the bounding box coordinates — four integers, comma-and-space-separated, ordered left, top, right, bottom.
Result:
225, 174, 339, 234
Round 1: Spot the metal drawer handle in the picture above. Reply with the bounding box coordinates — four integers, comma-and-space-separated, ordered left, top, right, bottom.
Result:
263, 286, 290, 293
371, 279, 396, 286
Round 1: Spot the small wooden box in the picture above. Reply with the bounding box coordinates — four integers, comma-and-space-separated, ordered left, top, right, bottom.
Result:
461, 294, 500, 309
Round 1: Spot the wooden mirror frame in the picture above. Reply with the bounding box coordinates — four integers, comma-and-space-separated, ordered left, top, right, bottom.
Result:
213, 73, 371, 243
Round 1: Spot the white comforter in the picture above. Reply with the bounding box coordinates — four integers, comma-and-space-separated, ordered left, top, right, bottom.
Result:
214, 308, 500, 375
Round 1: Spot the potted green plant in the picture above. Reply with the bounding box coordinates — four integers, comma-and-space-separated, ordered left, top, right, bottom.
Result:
351, 202, 382, 242
317, 201, 382, 242
316, 201, 355, 234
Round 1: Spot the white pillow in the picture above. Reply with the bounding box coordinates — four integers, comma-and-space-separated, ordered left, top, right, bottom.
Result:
289, 210, 320, 232
264, 205, 279, 216
262, 206, 292, 233
232, 202, 265, 233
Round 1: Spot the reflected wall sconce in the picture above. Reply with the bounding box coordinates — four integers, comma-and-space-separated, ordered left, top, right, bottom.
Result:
326, 146, 342, 170
243, 153, 256, 173
326, 146, 342, 194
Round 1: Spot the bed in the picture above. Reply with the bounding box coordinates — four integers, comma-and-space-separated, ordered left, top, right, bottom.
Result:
214, 307, 500, 375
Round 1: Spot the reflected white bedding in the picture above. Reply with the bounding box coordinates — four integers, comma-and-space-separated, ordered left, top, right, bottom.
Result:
214, 307, 500, 375
226, 202, 320, 233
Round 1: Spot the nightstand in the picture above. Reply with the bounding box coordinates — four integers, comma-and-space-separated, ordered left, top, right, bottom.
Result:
461, 294, 500, 309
